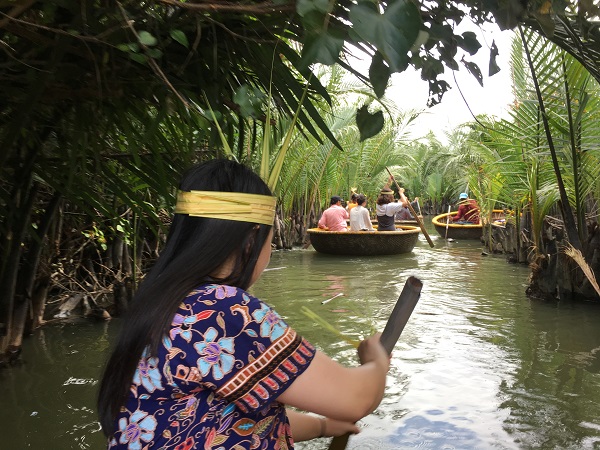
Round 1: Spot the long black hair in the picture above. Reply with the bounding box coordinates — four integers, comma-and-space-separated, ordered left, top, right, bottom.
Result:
97, 159, 273, 436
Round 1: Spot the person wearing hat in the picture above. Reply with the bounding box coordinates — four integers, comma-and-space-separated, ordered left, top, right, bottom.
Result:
452, 193, 480, 224
376, 182, 410, 231
318, 195, 349, 231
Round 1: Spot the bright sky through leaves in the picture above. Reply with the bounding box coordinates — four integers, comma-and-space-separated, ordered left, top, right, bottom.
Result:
392, 24, 515, 142
348, 23, 516, 143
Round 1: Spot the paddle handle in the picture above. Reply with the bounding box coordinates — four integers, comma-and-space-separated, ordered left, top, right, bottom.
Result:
385, 167, 434, 248
445, 205, 451, 239
327, 276, 423, 450
328, 432, 351, 450
379, 276, 422, 353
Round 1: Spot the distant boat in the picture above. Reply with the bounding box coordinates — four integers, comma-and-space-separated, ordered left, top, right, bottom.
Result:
432, 210, 505, 240
307, 225, 420, 256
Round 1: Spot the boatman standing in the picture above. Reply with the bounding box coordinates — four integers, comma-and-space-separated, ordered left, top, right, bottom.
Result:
318, 195, 349, 231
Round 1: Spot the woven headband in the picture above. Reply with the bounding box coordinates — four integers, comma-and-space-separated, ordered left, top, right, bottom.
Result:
174, 190, 276, 225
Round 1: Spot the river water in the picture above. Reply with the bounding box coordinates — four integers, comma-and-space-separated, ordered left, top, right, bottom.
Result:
3, 225, 600, 449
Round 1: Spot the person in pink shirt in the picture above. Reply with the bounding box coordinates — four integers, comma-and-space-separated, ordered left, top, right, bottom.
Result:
318, 196, 349, 231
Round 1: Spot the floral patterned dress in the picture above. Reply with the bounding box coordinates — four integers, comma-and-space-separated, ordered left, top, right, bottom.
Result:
108, 284, 316, 450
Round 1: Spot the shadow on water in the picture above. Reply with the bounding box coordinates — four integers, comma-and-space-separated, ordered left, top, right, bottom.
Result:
0, 321, 111, 448
3, 225, 600, 449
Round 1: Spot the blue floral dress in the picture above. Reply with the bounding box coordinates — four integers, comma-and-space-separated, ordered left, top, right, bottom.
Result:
108, 284, 316, 450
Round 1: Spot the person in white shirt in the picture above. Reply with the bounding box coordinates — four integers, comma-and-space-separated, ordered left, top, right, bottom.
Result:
349, 194, 375, 231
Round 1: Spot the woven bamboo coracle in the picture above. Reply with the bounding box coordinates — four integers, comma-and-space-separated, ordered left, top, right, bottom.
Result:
307, 226, 420, 256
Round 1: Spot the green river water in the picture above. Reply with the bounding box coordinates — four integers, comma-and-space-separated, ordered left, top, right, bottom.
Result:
2, 224, 600, 449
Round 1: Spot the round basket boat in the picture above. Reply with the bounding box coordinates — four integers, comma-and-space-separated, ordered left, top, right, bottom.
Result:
432, 210, 505, 240
348, 218, 421, 226
373, 217, 422, 226
307, 226, 420, 256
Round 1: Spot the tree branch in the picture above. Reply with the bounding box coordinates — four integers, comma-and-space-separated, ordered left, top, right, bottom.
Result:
158, 0, 296, 14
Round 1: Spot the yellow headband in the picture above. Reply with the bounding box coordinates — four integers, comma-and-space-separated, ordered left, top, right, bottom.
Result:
174, 190, 276, 225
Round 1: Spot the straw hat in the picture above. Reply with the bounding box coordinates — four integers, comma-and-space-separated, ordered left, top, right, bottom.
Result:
380, 185, 394, 195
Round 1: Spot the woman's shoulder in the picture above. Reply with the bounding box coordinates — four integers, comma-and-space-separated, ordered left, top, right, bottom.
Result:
180, 284, 277, 328
184, 284, 261, 307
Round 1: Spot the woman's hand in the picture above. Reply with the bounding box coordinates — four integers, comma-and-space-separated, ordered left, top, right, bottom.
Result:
287, 411, 360, 442
321, 417, 361, 437
278, 343, 390, 423
357, 332, 389, 370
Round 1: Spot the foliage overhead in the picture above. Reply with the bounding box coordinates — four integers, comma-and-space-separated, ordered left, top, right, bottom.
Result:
2, 0, 600, 146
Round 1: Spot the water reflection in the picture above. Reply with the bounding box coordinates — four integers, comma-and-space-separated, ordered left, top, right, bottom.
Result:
0, 321, 110, 448
3, 230, 600, 449
499, 300, 600, 449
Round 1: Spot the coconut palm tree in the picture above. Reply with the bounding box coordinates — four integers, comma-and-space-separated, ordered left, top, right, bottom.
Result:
467, 28, 600, 297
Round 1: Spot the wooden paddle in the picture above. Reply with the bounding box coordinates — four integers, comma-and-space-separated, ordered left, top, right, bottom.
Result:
385, 167, 434, 248
445, 205, 451, 239
327, 276, 423, 450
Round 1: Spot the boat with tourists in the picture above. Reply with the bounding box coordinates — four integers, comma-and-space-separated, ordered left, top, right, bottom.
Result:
432, 209, 506, 240
307, 225, 420, 255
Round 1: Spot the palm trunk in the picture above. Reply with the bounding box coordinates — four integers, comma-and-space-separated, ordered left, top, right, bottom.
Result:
8, 193, 62, 351
562, 58, 587, 244
0, 178, 38, 356
29, 277, 50, 332
519, 26, 583, 252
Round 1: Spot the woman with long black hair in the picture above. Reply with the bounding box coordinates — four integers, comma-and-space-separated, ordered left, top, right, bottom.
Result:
97, 159, 389, 449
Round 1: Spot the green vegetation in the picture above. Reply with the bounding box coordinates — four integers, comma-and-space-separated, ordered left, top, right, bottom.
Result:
463, 28, 600, 298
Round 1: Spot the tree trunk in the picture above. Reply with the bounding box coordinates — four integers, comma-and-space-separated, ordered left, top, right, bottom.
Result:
122, 241, 132, 275
519, 26, 583, 253
273, 211, 284, 249
7, 295, 29, 350
112, 235, 124, 270
0, 178, 38, 355
8, 193, 62, 357
134, 229, 144, 287
113, 281, 129, 316
28, 277, 50, 332
526, 217, 600, 301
